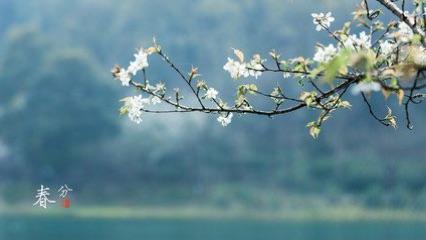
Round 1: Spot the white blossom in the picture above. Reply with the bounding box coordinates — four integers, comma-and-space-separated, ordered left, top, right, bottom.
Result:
151, 96, 162, 105
351, 81, 382, 95
155, 82, 166, 92
205, 88, 219, 100
342, 31, 371, 50
118, 68, 131, 86
223, 58, 249, 79
313, 44, 337, 63
247, 55, 264, 79
128, 48, 149, 75
249, 70, 262, 79
379, 40, 396, 56
153, 82, 166, 95
122, 95, 150, 124
271, 87, 284, 104
144, 82, 155, 92
217, 113, 233, 127
128, 61, 140, 76
283, 72, 291, 78
396, 22, 413, 43
312, 12, 335, 31
356, 31, 372, 49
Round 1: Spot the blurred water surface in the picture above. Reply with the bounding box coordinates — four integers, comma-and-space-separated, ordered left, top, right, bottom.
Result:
1, 216, 426, 240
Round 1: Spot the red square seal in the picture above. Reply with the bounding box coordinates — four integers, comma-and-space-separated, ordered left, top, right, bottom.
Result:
62, 198, 71, 208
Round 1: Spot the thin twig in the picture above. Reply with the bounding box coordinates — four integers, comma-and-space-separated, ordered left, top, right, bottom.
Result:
361, 92, 390, 126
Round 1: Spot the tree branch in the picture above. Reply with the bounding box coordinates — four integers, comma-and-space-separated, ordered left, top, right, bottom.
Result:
361, 92, 390, 126
375, 0, 426, 39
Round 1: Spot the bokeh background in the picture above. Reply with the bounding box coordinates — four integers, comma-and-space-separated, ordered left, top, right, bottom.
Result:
0, 0, 425, 239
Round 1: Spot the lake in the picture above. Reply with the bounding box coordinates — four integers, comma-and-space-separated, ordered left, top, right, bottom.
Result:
1, 216, 425, 240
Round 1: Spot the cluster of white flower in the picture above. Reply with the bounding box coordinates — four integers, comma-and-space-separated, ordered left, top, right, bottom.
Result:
342, 31, 372, 50
313, 44, 338, 63
246, 54, 264, 79
116, 48, 150, 86
377, 21, 418, 57
311, 29, 377, 65
203, 87, 235, 127
205, 88, 219, 100
154, 82, 166, 93
223, 57, 249, 79
217, 113, 233, 127
118, 81, 167, 124
351, 81, 382, 95
223, 52, 264, 80
128, 49, 149, 75
311, 16, 416, 61
393, 22, 414, 43
310, 13, 375, 64
311, 12, 335, 31
118, 68, 131, 86
144, 82, 166, 96
379, 40, 397, 56
121, 95, 150, 124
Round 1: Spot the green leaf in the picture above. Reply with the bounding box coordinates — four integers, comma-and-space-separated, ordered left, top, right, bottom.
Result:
323, 50, 350, 83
